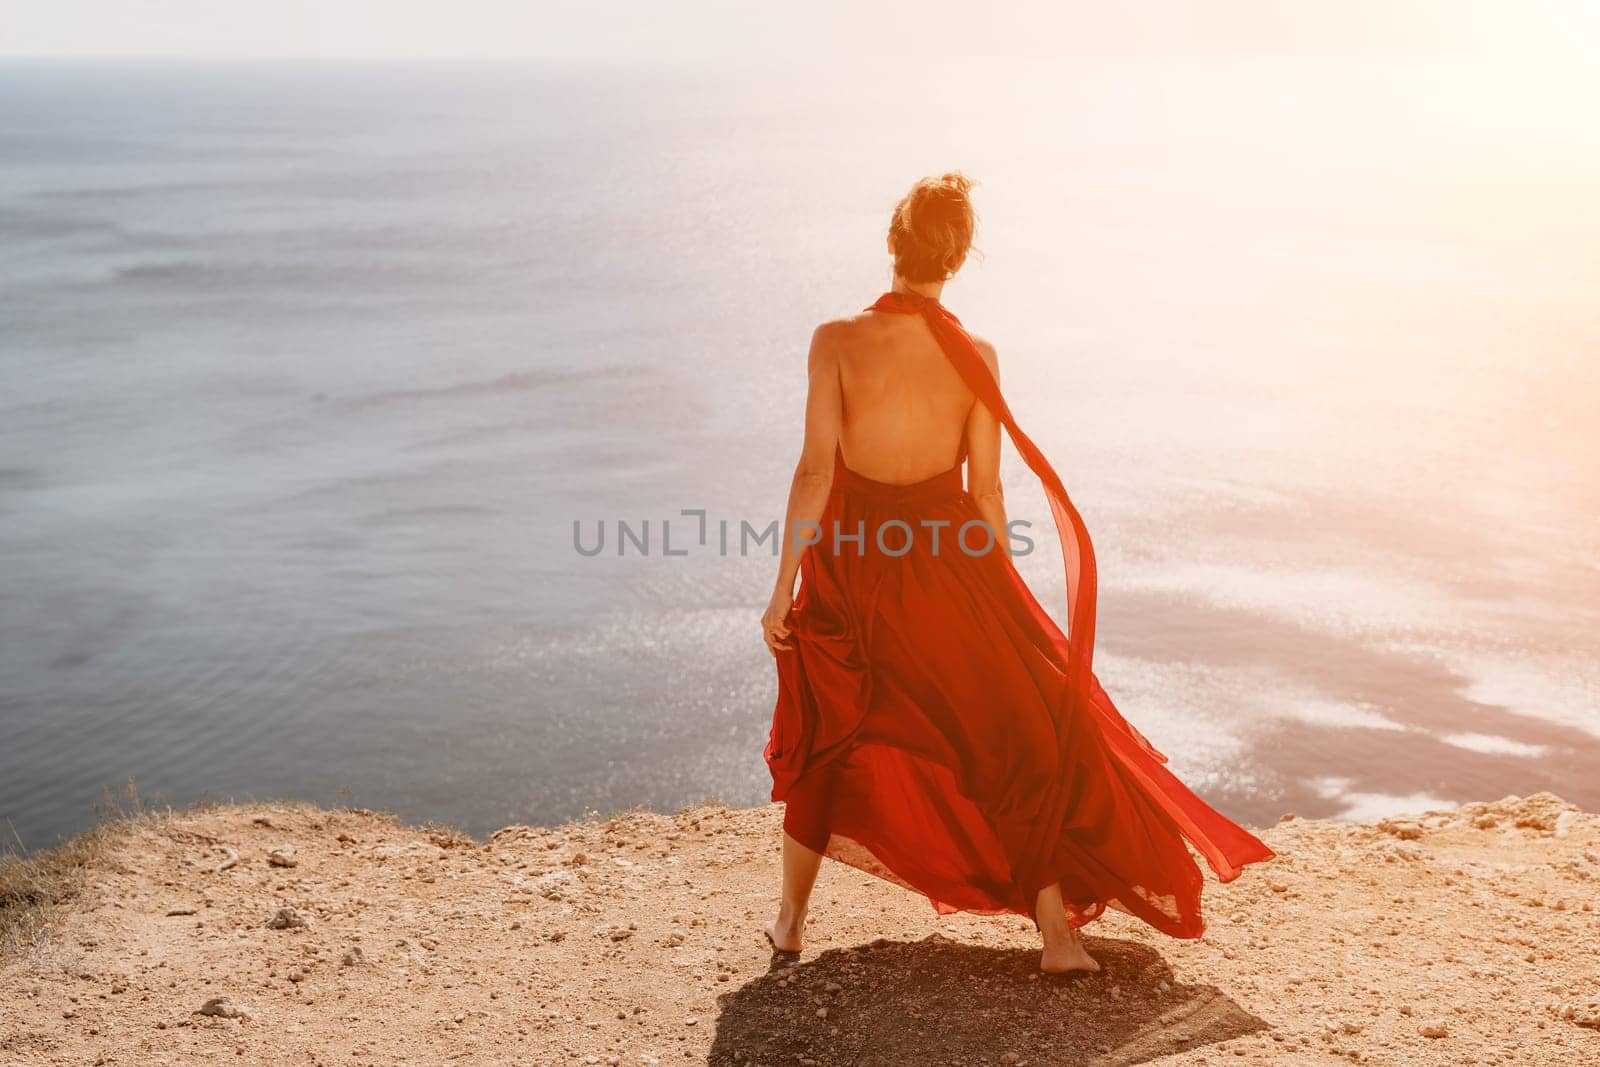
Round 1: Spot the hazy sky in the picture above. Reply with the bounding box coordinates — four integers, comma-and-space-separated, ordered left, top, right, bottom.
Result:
3, 1, 1598, 61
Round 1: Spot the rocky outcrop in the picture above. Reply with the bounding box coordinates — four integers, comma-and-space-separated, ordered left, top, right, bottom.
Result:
1, 794, 1595, 1064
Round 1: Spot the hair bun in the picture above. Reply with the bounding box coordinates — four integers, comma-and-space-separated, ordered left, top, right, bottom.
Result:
888, 171, 978, 284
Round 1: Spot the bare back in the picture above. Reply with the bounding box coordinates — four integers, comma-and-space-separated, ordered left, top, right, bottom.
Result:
831, 310, 978, 485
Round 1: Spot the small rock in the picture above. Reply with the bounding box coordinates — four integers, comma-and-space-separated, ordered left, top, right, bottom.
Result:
266, 907, 309, 930
195, 997, 251, 1020
1419, 1021, 1449, 1039
341, 947, 367, 967
268, 845, 298, 868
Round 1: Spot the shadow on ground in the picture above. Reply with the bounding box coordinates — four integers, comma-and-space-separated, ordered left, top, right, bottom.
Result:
709, 932, 1268, 1066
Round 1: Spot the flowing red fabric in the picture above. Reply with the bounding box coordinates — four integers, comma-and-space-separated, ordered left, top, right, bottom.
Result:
765, 291, 1274, 938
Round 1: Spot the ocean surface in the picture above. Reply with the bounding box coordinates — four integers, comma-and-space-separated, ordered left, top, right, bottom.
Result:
2, 58, 1598, 849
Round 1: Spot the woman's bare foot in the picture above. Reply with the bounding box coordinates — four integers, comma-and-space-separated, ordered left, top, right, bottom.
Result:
1039, 925, 1100, 975
764, 906, 805, 953
1034, 882, 1100, 974
766, 834, 821, 954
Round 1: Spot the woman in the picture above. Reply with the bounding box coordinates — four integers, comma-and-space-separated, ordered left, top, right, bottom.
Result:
760, 172, 1275, 973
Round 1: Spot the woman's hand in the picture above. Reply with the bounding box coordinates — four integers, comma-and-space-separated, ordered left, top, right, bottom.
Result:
761, 590, 794, 656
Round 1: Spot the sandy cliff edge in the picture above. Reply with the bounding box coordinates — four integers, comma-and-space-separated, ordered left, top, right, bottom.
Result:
1, 793, 1597, 1066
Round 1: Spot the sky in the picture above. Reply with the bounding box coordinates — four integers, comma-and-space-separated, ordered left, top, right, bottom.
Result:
2, 1, 1599, 62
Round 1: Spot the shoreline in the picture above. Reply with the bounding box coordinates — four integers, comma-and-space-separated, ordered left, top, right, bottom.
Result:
3, 793, 1598, 1065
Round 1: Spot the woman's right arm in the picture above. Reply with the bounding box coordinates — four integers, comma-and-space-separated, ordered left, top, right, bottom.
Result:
965, 339, 1008, 540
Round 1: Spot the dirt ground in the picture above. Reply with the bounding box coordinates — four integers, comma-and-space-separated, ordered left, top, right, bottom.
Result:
1, 792, 1597, 1066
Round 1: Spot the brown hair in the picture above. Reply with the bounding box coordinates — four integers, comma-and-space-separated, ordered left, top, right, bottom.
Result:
887, 171, 977, 284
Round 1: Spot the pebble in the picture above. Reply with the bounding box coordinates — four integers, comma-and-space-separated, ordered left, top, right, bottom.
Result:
267, 845, 299, 868
266, 907, 309, 930
195, 997, 251, 1020
1419, 1022, 1449, 1039
1378, 819, 1423, 841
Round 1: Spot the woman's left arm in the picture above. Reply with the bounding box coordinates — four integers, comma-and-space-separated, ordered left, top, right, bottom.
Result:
761, 323, 842, 655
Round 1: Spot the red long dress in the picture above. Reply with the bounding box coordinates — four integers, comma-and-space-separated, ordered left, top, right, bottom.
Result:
766, 291, 1274, 938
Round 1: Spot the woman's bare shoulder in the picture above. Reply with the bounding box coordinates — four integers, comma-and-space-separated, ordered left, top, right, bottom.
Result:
814, 311, 880, 335
967, 332, 1000, 376
803, 315, 870, 373
807, 312, 881, 354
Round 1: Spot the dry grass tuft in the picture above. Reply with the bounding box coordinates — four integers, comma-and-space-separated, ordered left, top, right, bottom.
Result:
2, 778, 158, 959
2, 819, 130, 958
2, 784, 404, 959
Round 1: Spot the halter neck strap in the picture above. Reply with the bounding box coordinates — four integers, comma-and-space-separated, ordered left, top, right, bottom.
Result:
866, 290, 1102, 688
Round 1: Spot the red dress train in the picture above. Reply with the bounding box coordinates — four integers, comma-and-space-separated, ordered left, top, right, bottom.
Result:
765, 291, 1273, 938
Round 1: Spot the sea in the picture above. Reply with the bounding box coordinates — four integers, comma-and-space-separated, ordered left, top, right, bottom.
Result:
2, 56, 1597, 849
